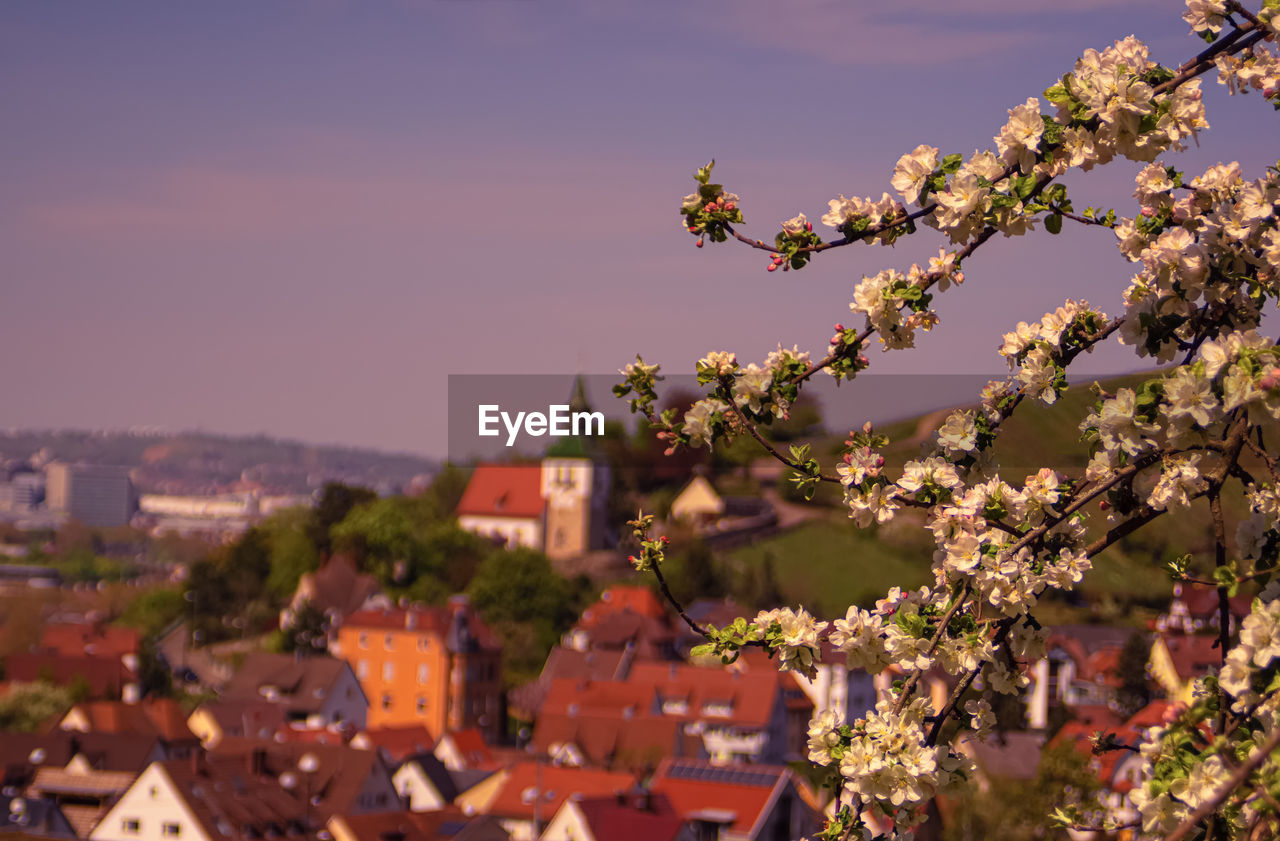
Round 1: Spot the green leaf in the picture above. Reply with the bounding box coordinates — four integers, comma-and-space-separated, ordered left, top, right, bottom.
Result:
1045, 213, 1062, 234
940, 153, 962, 174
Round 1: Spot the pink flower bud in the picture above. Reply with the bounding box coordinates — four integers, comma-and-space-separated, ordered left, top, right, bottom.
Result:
766, 263, 778, 272
724, 202, 736, 212
695, 238, 704, 248
1259, 368, 1280, 390
830, 336, 841, 345
1099, 500, 1111, 511
834, 323, 844, 331
862, 422, 873, 433
953, 272, 964, 284
805, 221, 813, 232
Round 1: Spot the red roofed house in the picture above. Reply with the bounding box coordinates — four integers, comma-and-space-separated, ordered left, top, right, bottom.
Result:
649, 758, 821, 841
1156, 583, 1253, 636
334, 597, 503, 741
479, 762, 636, 841
7, 622, 143, 702
541, 790, 693, 841
532, 661, 812, 771
455, 459, 609, 560
59, 698, 202, 758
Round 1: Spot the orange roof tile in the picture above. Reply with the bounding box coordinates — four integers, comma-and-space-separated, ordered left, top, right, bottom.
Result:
455, 465, 544, 519
485, 762, 636, 822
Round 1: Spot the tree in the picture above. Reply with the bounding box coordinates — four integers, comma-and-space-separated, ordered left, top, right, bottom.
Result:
614, 5, 1280, 839
308, 482, 378, 554
1115, 631, 1153, 719
279, 600, 331, 657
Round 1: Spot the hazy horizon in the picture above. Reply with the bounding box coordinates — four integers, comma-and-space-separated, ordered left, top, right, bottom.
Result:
4, 1, 1275, 457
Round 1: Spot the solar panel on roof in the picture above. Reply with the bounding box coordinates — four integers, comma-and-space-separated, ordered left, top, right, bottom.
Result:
665, 763, 777, 787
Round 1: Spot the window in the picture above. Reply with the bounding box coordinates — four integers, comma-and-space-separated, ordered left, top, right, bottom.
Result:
382, 693, 392, 711
417, 664, 429, 685
163, 823, 182, 837
122, 820, 141, 834
357, 660, 368, 680
382, 662, 394, 681
416, 696, 426, 715
417, 636, 430, 652
358, 633, 369, 650
384, 634, 394, 651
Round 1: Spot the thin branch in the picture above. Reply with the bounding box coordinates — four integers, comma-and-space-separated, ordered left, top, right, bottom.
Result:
1161, 728, 1280, 841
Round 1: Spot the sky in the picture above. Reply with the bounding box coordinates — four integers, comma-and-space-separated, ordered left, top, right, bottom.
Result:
2, 0, 1276, 458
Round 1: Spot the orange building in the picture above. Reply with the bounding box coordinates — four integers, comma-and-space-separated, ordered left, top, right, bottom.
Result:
335, 596, 503, 742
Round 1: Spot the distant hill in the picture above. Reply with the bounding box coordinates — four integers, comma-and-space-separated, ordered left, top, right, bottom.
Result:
0, 429, 437, 495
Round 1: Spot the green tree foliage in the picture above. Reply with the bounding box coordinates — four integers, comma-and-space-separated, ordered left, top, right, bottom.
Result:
466, 548, 591, 685
279, 600, 331, 657
308, 482, 378, 554
0, 682, 75, 732
1114, 631, 1152, 719
424, 463, 470, 514
115, 587, 187, 638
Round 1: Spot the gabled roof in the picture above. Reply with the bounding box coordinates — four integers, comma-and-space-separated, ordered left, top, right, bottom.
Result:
1171, 584, 1252, 621
455, 465, 544, 520
0, 794, 77, 838
649, 759, 792, 837
194, 700, 289, 741
436, 730, 494, 770
353, 726, 435, 764
1158, 633, 1221, 682
294, 555, 383, 620
342, 604, 502, 653
207, 739, 389, 821
64, 698, 197, 743
571, 792, 687, 841
332, 808, 508, 841
484, 763, 636, 822
577, 588, 668, 629
152, 758, 311, 841
220, 654, 361, 715
670, 476, 724, 520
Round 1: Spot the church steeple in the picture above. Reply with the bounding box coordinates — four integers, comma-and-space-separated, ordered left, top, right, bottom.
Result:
568, 374, 591, 415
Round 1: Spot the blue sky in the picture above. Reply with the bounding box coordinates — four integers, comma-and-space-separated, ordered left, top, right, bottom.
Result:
2, 1, 1275, 456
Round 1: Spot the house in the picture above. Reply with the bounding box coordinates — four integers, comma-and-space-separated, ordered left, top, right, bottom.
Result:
455, 460, 609, 560
539, 791, 693, 841
562, 586, 677, 661
333, 598, 502, 741
88, 758, 310, 841
280, 555, 386, 636
434, 730, 496, 773
956, 731, 1046, 791
7, 732, 165, 837
187, 700, 289, 747
508, 647, 633, 722
649, 758, 821, 841
350, 726, 436, 765
1149, 633, 1221, 704
669, 476, 724, 526
532, 662, 812, 771
1025, 625, 1136, 729
733, 645, 877, 729
392, 753, 458, 812
479, 763, 636, 841
217, 653, 369, 730
6, 621, 145, 703
59, 699, 202, 758
206, 740, 402, 820
328, 808, 509, 841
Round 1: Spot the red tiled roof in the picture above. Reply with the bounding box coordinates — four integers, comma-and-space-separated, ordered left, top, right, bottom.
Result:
1173, 585, 1253, 621
440, 729, 494, 769
573, 792, 688, 841
649, 758, 788, 836
1160, 634, 1221, 682
455, 465, 544, 519
67, 699, 197, 743
485, 762, 636, 822
354, 726, 435, 763
578, 587, 668, 629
